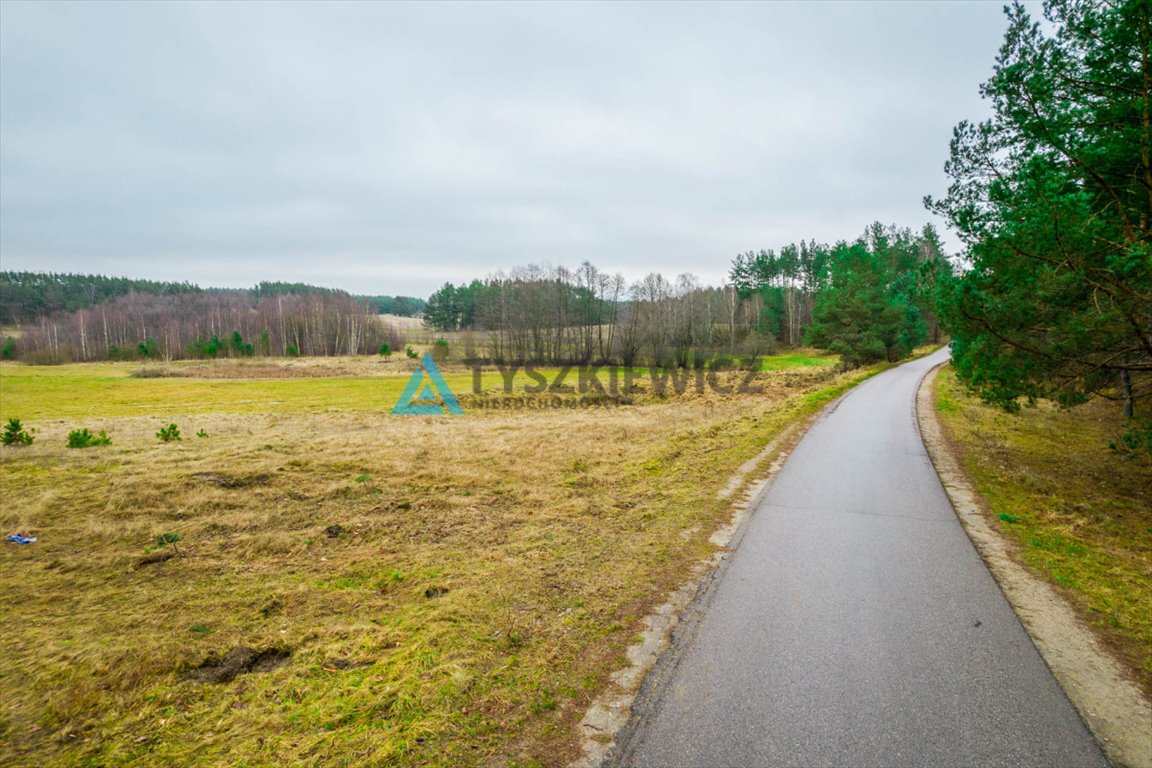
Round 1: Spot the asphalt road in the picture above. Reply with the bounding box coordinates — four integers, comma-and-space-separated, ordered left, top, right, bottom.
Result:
615, 349, 1106, 768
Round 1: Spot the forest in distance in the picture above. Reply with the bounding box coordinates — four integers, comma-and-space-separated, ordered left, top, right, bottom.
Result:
420, 221, 946, 367
1, 220, 946, 371
0, 275, 427, 363
0, 272, 426, 326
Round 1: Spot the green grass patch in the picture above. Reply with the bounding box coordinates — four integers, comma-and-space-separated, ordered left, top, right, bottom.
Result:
757, 350, 839, 370
0, 364, 430, 419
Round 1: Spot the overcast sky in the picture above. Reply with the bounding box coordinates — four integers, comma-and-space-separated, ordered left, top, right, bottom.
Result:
1, 1, 1017, 298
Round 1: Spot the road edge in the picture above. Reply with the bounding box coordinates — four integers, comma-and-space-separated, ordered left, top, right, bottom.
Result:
572, 352, 939, 767
568, 388, 847, 768
917, 362, 1152, 768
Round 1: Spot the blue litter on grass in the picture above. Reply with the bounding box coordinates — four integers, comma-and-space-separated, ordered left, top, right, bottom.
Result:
5, 534, 36, 544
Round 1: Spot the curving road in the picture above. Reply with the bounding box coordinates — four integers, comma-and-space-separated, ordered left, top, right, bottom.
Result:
614, 349, 1106, 767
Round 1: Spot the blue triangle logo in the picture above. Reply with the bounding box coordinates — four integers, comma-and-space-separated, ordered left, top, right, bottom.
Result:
392, 352, 463, 415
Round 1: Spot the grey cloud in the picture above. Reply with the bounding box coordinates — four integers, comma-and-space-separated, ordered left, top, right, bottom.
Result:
1, 0, 1018, 296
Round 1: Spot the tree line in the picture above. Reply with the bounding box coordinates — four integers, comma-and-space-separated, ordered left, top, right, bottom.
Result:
358, 295, 427, 317
0, 272, 425, 326
425, 263, 735, 366
254, 283, 424, 317
731, 223, 948, 365
0, 272, 200, 325
9, 291, 402, 364
420, 222, 949, 367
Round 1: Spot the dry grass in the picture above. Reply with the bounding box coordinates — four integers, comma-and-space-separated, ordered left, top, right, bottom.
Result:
934, 367, 1152, 695
0, 355, 871, 767
379, 314, 426, 332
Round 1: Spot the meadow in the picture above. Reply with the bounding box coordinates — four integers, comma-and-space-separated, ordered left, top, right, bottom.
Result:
0, 351, 872, 767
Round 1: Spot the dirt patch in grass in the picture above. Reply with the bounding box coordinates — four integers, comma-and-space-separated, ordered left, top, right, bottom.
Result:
186, 647, 292, 684
133, 356, 422, 380
924, 365, 1152, 767
130, 368, 184, 379
189, 471, 271, 488
325, 657, 374, 671
160, 361, 406, 379
135, 550, 179, 568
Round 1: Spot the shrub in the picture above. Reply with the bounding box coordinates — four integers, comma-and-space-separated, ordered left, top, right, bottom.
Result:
156, 423, 182, 442
156, 532, 182, 549
230, 330, 255, 357
405, 346, 418, 359
1, 336, 15, 359
432, 338, 449, 362
196, 429, 208, 438
286, 344, 300, 357
1109, 421, 1152, 457
188, 335, 221, 359
378, 343, 392, 357
148, 531, 183, 557
67, 428, 112, 448
2, 418, 34, 446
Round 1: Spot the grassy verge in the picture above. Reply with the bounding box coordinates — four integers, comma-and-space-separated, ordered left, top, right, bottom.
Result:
756, 349, 838, 371
0, 355, 880, 767
934, 367, 1152, 694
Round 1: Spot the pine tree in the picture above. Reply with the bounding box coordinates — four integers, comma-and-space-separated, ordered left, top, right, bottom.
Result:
927, 0, 1151, 420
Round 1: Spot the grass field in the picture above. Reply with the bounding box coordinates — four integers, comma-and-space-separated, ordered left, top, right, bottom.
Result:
0, 351, 870, 767
0, 358, 452, 420
756, 352, 838, 371
934, 367, 1152, 695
